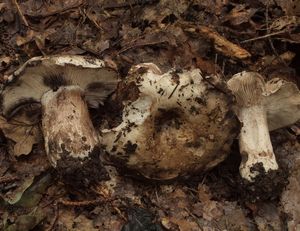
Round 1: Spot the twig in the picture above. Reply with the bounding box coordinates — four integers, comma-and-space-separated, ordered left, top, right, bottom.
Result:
59, 199, 100, 206
58, 198, 108, 207
240, 30, 287, 43
181, 23, 251, 60
113, 206, 127, 221
168, 83, 179, 99
12, 0, 29, 27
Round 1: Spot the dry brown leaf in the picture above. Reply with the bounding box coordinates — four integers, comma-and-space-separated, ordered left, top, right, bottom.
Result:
223, 4, 257, 26
254, 203, 282, 231
83, 39, 110, 53
58, 210, 98, 231
252, 51, 295, 71
270, 16, 299, 31
194, 0, 229, 15
0, 56, 11, 67
197, 185, 224, 221
16, 30, 35, 46
258, 0, 300, 16
0, 112, 40, 156
198, 184, 212, 201
0, 3, 6, 11
202, 200, 224, 221
141, 0, 189, 23
274, 0, 300, 16
20, 0, 83, 17
161, 217, 200, 231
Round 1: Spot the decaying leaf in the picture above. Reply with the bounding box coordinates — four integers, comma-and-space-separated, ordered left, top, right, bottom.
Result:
161, 217, 200, 231
281, 158, 300, 231
58, 210, 99, 231
3, 208, 45, 231
0, 107, 40, 156
121, 207, 163, 231
19, 0, 84, 17
270, 16, 299, 31
222, 4, 257, 26
16, 173, 52, 208
1, 175, 34, 205
254, 203, 283, 231
274, 0, 300, 16
0, 56, 11, 66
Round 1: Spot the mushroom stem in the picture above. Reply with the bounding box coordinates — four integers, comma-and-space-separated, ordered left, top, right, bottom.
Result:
41, 86, 107, 186
227, 71, 280, 182
238, 104, 278, 180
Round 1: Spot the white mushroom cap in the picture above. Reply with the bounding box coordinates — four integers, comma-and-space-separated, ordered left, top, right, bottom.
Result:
1, 55, 119, 118
100, 63, 239, 180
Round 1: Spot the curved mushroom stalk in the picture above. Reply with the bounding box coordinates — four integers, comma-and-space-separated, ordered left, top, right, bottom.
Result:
228, 71, 300, 181
1, 55, 119, 186
100, 64, 239, 180
238, 104, 278, 180
41, 86, 108, 185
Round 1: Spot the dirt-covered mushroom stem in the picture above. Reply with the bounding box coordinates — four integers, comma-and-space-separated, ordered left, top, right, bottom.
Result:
227, 72, 278, 181
41, 86, 109, 185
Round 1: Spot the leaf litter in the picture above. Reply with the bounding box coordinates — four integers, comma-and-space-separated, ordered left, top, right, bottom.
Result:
0, 0, 300, 230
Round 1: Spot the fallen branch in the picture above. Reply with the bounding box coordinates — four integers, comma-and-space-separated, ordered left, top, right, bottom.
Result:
182, 24, 251, 60
12, 0, 29, 27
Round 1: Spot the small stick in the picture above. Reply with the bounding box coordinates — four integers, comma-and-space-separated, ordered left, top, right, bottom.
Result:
11, 0, 29, 27
240, 30, 286, 43
58, 198, 111, 207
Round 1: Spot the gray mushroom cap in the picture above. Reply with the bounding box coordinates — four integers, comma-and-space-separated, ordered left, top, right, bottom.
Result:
1, 55, 119, 118
264, 78, 300, 131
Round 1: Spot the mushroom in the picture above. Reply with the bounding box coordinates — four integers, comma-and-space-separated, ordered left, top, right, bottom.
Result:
227, 71, 300, 181
1, 55, 119, 186
100, 63, 240, 180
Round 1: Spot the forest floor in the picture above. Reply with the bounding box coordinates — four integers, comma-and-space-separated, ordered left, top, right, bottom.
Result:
0, 0, 300, 230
